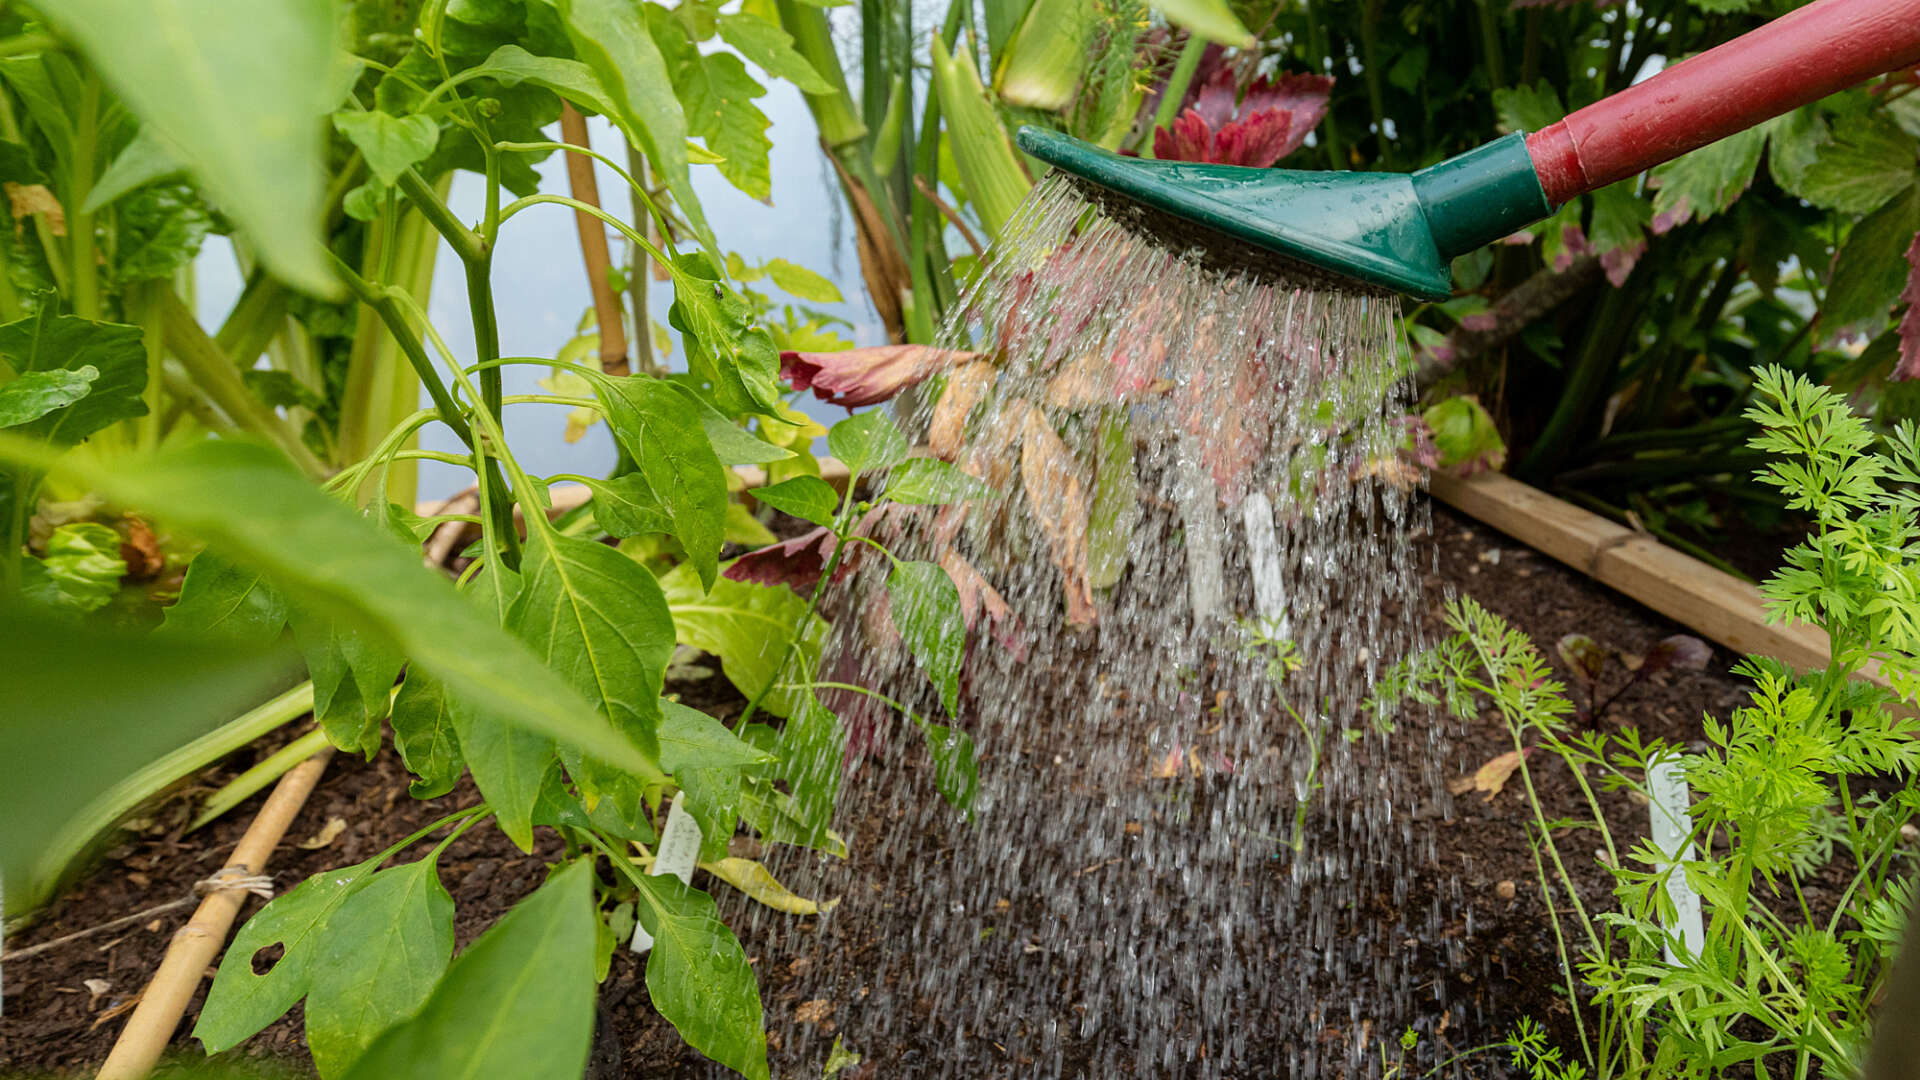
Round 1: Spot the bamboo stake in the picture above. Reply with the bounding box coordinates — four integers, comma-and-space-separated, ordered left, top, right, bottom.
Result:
558, 103, 630, 376
95, 747, 336, 1080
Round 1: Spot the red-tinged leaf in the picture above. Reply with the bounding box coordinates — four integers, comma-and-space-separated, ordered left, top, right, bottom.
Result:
723, 528, 836, 592
1189, 67, 1238, 130
1897, 233, 1920, 381
1152, 70, 1329, 166
1555, 633, 1608, 688
1641, 634, 1711, 675
1153, 109, 1215, 163
929, 361, 996, 460
1213, 109, 1295, 168
1019, 405, 1096, 625
780, 346, 981, 408
1235, 73, 1331, 161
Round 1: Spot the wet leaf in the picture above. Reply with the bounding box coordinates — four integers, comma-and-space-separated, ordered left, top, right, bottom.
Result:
1085, 411, 1139, 590
389, 668, 465, 799
752, 475, 838, 528
885, 457, 995, 505
306, 858, 454, 1078
1020, 406, 1095, 624
344, 860, 597, 1080
925, 724, 979, 815
1447, 748, 1529, 802
828, 409, 911, 475
737, 778, 849, 857
660, 699, 772, 772
1421, 395, 1507, 475
785, 345, 980, 409
929, 360, 994, 460
700, 856, 834, 915
888, 560, 965, 717
626, 871, 770, 1080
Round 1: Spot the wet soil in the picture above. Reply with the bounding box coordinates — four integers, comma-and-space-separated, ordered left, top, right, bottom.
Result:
0, 501, 1794, 1078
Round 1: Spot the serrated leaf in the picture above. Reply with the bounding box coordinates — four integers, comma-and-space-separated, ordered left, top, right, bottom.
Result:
715, 12, 833, 94
627, 872, 770, 1080
197, 857, 382, 1051
1797, 112, 1919, 215
389, 669, 465, 799
588, 375, 728, 587
752, 475, 838, 526
305, 858, 455, 1078
884, 457, 995, 505
827, 409, 910, 475
160, 552, 290, 641
680, 52, 773, 201
1824, 185, 1920, 342
666, 255, 785, 415
888, 560, 965, 717
40, 0, 338, 295
1767, 107, 1830, 197
1650, 125, 1767, 231
344, 860, 597, 1080
762, 257, 842, 302
1492, 80, 1565, 134
584, 473, 673, 537
0, 366, 97, 428
508, 528, 675, 763
332, 111, 440, 188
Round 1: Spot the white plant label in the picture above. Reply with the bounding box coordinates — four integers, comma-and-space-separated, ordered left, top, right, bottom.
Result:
1242, 492, 1289, 629
1646, 753, 1705, 964
1174, 445, 1226, 626
630, 794, 702, 954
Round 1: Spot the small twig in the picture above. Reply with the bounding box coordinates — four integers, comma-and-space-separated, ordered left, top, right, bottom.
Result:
0, 897, 194, 963
558, 103, 630, 376
913, 174, 986, 259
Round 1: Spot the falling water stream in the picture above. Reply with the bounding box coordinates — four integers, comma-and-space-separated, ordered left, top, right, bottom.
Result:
740, 175, 1460, 1077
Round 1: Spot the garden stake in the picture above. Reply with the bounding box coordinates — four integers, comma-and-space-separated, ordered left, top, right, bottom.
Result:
1018, 0, 1920, 300
95, 746, 334, 1080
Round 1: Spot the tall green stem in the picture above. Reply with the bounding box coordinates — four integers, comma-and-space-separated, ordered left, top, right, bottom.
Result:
624, 145, 655, 374
157, 289, 327, 477
68, 73, 102, 320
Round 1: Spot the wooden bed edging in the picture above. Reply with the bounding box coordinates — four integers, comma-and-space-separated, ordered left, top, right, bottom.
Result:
1426, 470, 1890, 692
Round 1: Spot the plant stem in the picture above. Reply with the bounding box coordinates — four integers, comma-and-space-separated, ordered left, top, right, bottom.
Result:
625, 145, 656, 374
1145, 35, 1207, 159
156, 289, 327, 477
68, 72, 102, 320
189, 726, 331, 831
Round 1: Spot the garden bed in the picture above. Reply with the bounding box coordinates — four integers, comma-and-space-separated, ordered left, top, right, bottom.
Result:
0, 501, 1785, 1077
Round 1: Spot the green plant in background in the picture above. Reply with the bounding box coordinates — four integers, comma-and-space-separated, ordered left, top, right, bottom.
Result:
1377, 368, 1920, 1077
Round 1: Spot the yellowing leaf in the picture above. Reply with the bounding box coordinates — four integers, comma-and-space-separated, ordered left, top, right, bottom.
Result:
1447, 748, 1529, 802
699, 856, 837, 915
5, 182, 64, 235
1020, 406, 1095, 624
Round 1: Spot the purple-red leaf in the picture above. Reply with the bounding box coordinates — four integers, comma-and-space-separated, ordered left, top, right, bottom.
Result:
780, 346, 981, 409
1555, 633, 1608, 688
1150, 70, 1331, 168
1896, 233, 1920, 381
1641, 634, 1711, 675
723, 527, 837, 592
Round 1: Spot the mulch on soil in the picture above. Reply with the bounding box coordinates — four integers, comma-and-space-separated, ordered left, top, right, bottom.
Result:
0, 501, 1788, 1078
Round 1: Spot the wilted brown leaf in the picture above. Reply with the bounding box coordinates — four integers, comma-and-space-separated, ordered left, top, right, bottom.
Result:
6, 182, 65, 236
1020, 406, 1095, 624
296, 816, 348, 849
795, 999, 836, 1024
1447, 748, 1529, 802
929, 360, 995, 459
119, 516, 165, 581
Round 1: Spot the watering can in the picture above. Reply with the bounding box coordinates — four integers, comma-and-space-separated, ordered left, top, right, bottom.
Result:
1018, 0, 1920, 301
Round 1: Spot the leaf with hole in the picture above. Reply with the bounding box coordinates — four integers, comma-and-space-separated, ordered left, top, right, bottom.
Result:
305, 857, 455, 1078
344, 860, 597, 1080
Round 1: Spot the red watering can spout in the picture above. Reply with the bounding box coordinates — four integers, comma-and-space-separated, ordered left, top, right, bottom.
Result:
1528, 0, 1920, 205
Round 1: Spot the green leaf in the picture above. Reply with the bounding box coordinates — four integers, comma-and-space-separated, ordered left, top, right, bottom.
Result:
724, 501, 777, 546
701, 412, 794, 465
589, 375, 728, 587
773, 689, 841, 838
1491, 80, 1565, 135
1797, 112, 1919, 215
508, 527, 676, 762
661, 562, 823, 717
345, 860, 597, 1080
1086, 411, 1138, 590
26, 441, 660, 779
737, 777, 848, 857
660, 699, 771, 772
389, 668, 465, 799
715, 12, 833, 94
628, 872, 770, 1080
677, 764, 740, 862
888, 560, 965, 717
83, 125, 181, 212
198, 856, 384, 1051
925, 723, 979, 815
160, 552, 291, 641
679, 52, 774, 202
295, 613, 404, 759
306, 858, 456, 1079
1824, 185, 1920, 342
751, 476, 837, 527
21, 522, 125, 614
0, 310, 147, 445
993, 0, 1094, 111
41, 0, 340, 295
1650, 126, 1768, 229
0, 366, 98, 428
762, 257, 843, 303
115, 182, 216, 282
451, 706, 554, 851
666, 256, 785, 415
1767, 107, 1830, 197
332, 111, 441, 188
583, 473, 673, 537
1148, 0, 1253, 46
884, 457, 995, 505
1422, 395, 1508, 474
827, 409, 910, 475
467, 45, 626, 126
551, 0, 716, 254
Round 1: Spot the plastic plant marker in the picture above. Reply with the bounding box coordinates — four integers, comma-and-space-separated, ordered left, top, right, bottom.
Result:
1646, 752, 1706, 964
631, 794, 703, 953
1242, 492, 1287, 629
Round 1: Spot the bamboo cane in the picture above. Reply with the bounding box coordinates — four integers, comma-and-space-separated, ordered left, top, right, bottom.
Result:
94, 747, 336, 1080
558, 103, 630, 376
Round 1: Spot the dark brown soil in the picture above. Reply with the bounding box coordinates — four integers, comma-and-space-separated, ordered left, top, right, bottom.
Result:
0, 501, 1787, 1078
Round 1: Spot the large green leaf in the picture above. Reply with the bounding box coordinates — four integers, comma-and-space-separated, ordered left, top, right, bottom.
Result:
715, 12, 833, 94
925, 723, 979, 815
0, 310, 147, 446
678, 52, 774, 202
884, 457, 995, 505
306, 858, 456, 1078
582, 473, 674, 538
24, 440, 660, 779
450, 706, 555, 851
887, 560, 965, 717
295, 612, 405, 759
660, 699, 771, 772
827, 409, 909, 475
751, 475, 837, 527
1824, 185, 1920, 343
1649, 126, 1767, 229
345, 860, 597, 1080
41, 0, 338, 295
550, 0, 715, 253
628, 872, 770, 1080
198, 857, 384, 1050
160, 552, 291, 641
389, 668, 465, 799
1798, 113, 1919, 216
589, 375, 728, 587
0, 607, 291, 912
508, 528, 676, 762
661, 562, 822, 717
0, 367, 97, 428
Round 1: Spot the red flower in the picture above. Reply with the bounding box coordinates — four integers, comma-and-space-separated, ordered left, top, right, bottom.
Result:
781, 345, 982, 409
1151, 70, 1333, 168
